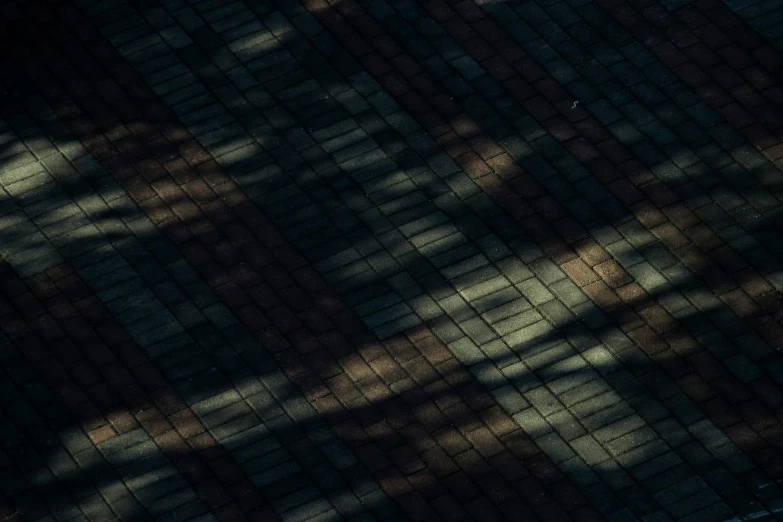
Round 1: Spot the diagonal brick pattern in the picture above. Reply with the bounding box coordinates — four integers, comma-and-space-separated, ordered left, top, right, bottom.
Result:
0, 9, 399, 522
344, 0, 776, 484
472, 0, 783, 303
722, 0, 783, 50
4, 1, 598, 521
0, 68, 394, 522
81, 0, 779, 518
83, 1, 746, 517
596, 0, 783, 164
300, 0, 777, 500
0, 260, 265, 521
3, 0, 783, 521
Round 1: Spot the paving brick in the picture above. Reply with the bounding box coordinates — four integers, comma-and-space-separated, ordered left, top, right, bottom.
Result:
9, 0, 782, 519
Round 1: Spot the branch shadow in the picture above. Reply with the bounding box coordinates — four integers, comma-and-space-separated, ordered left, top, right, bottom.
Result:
0, 0, 782, 521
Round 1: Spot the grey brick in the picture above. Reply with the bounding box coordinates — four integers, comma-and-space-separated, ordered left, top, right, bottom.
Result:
473, 286, 522, 314
525, 386, 563, 416
491, 384, 529, 415
491, 309, 543, 338
513, 407, 553, 439
502, 361, 541, 393
503, 319, 552, 349
579, 401, 634, 432
495, 256, 533, 283
441, 253, 489, 279
548, 410, 587, 441
459, 274, 510, 302
529, 258, 566, 285
606, 426, 660, 457
549, 278, 589, 307
548, 368, 601, 398
459, 316, 498, 345
437, 293, 476, 323
571, 435, 611, 465
516, 278, 555, 305
479, 339, 518, 369
452, 265, 502, 292
539, 299, 577, 327
448, 337, 484, 366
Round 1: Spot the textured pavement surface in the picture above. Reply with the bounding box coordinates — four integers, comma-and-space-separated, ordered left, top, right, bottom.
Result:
3, 0, 783, 520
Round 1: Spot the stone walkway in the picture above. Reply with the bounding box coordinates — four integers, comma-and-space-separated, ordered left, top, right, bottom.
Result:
2, 0, 783, 520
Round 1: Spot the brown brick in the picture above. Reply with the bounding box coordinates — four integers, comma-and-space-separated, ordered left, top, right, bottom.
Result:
357, 375, 394, 403
87, 424, 116, 444
712, 375, 754, 405
739, 400, 778, 432
650, 222, 690, 249
525, 453, 564, 484
444, 403, 483, 434
424, 379, 461, 412
154, 429, 189, 455
413, 400, 450, 431
402, 356, 439, 386
608, 179, 645, 205
725, 423, 767, 454
677, 374, 716, 403
687, 352, 726, 382
435, 425, 471, 456
630, 201, 667, 228
106, 408, 140, 434
627, 325, 668, 356
399, 422, 437, 453
465, 426, 504, 458
686, 223, 723, 251
561, 258, 600, 287
377, 467, 413, 497
582, 280, 622, 308
326, 373, 362, 402
552, 216, 589, 244
134, 407, 170, 436
703, 397, 742, 428
616, 282, 649, 310
389, 445, 427, 476
365, 420, 405, 452
737, 268, 773, 297
456, 151, 492, 178
651, 350, 691, 379
480, 406, 517, 437
486, 153, 523, 180
454, 449, 493, 477
437, 358, 474, 388
722, 288, 760, 318
751, 378, 783, 411
384, 335, 420, 362
573, 239, 610, 266
415, 334, 453, 365
542, 237, 578, 265
639, 305, 678, 334
339, 353, 375, 382
663, 202, 699, 230
169, 409, 206, 439
593, 259, 632, 288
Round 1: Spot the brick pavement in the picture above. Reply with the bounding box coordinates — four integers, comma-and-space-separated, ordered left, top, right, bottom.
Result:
301, 0, 783, 496
0, 260, 267, 521
3, 0, 783, 520
722, 0, 783, 50
480, 0, 783, 297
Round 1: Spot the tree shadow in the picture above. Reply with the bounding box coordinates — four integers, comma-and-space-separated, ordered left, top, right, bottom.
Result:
1, 0, 783, 521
